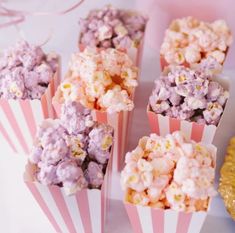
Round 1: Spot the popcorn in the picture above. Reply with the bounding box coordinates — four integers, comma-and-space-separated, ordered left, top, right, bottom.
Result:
54, 48, 138, 113
149, 62, 228, 126
121, 131, 216, 212
79, 5, 147, 50
29, 102, 113, 195
0, 40, 58, 100
160, 17, 233, 66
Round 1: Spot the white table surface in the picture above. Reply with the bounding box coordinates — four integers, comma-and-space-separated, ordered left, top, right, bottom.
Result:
0, 0, 235, 232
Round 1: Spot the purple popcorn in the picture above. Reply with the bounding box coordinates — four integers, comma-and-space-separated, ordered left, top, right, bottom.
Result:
37, 164, 59, 185
79, 5, 147, 50
0, 40, 58, 100
61, 101, 94, 135
88, 123, 113, 164
149, 61, 228, 126
85, 161, 104, 188
29, 108, 113, 195
203, 102, 223, 125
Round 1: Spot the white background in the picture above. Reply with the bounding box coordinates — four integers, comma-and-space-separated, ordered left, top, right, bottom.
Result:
0, 0, 235, 232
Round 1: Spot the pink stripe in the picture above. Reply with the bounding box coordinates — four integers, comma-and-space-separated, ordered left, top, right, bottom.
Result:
19, 100, 37, 139
53, 101, 61, 118
76, 190, 93, 233
0, 100, 29, 153
151, 208, 164, 233
125, 203, 142, 233
147, 109, 160, 134
96, 111, 108, 123
49, 77, 56, 119
79, 43, 85, 52
41, 94, 49, 118
117, 112, 124, 171
26, 182, 62, 233
169, 117, 180, 133
191, 122, 205, 142
0, 122, 17, 153
48, 186, 77, 233
176, 212, 192, 233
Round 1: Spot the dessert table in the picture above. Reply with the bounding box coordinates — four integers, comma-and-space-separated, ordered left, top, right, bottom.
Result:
0, 0, 235, 232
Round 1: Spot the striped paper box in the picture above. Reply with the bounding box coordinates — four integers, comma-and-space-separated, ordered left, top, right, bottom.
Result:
124, 144, 217, 233
78, 38, 144, 69
147, 75, 230, 144
24, 156, 111, 233
0, 70, 60, 154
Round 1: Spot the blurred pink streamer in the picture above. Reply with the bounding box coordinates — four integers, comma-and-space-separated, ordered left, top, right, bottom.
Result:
0, 0, 85, 28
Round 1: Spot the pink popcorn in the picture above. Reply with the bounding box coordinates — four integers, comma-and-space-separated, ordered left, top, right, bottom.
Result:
121, 132, 216, 212
79, 5, 147, 50
37, 164, 59, 185
54, 48, 138, 112
203, 102, 223, 125
149, 62, 228, 126
160, 17, 233, 65
0, 40, 58, 100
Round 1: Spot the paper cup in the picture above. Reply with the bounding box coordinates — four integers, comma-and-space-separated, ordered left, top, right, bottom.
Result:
125, 203, 209, 233
0, 69, 60, 154
123, 144, 216, 233
79, 40, 144, 70
147, 75, 230, 144
24, 156, 111, 233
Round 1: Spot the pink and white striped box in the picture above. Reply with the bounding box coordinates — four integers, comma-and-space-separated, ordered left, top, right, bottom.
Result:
24, 156, 111, 233
124, 144, 217, 233
0, 70, 60, 154
125, 203, 209, 233
147, 75, 230, 144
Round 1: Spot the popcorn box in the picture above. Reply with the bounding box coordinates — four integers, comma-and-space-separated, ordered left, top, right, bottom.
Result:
79, 40, 145, 70
147, 75, 230, 144
24, 155, 111, 233
0, 69, 60, 154
124, 144, 217, 233
124, 203, 209, 233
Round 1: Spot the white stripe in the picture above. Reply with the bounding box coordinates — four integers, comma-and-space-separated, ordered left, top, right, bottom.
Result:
201, 125, 216, 144
30, 100, 44, 128
158, 115, 170, 136
108, 113, 119, 173
127, 47, 138, 66
0, 104, 23, 153
180, 120, 192, 140
62, 192, 85, 233
187, 212, 207, 233
8, 100, 33, 148
121, 111, 129, 166
87, 189, 102, 233
36, 183, 69, 233
164, 209, 178, 233
137, 206, 154, 233
91, 110, 97, 121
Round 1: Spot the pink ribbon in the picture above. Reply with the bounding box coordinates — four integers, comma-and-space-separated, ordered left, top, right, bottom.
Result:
0, 0, 85, 28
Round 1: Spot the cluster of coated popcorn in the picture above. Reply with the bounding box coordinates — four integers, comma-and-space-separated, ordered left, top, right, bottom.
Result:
219, 137, 235, 220
29, 101, 113, 195
149, 58, 228, 125
160, 17, 233, 65
0, 40, 58, 99
121, 132, 216, 212
54, 48, 138, 113
79, 5, 147, 50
